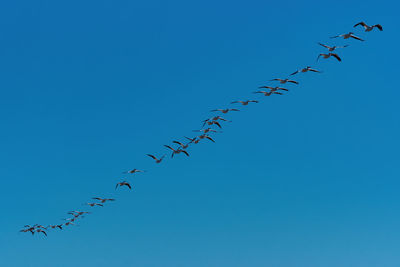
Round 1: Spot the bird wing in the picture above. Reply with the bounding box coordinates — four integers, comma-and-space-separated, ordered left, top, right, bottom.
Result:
173, 141, 184, 146
288, 80, 299, 84
350, 35, 364, 41
206, 136, 215, 142
353, 22, 366, 27
331, 53, 342, 61
290, 70, 299, 75
374, 24, 383, 31
318, 42, 329, 49
164, 145, 174, 151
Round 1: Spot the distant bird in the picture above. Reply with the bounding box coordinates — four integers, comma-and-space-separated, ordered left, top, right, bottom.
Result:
331, 32, 364, 41
164, 145, 189, 158
269, 78, 299, 84
64, 221, 75, 226
258, 86, 289, 91
193, 128, 220, 134
198, 134, 215, 142
290, 66, 322, 75
253, 90, 283, 96
172, 140, 190, 149
36, 229, 47, 236
318, 43, 348, 51
211, 116, 230, 122
202, 120, 222, 128
68, 211, 90, 217
92, 197, 115, 203
116, 181, 132, 190
48, 224, 63, 230
185, 136, 200, 144
317, 53, 342, 62
123, 169, 145, 174
86, 203, 104, 207
354, 21, 383, 32
231, 100, 258, 105
20, 226, 35, 235
211, 108, 239, 114
147, 154, 165, 163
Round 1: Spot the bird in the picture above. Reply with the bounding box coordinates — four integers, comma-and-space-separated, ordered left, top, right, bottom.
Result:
317, 53, 341, 62
231, 100, 258, 105
48, 224, 63, 230
193, 128, 220, 134
211, 116, 230, 122
198, 134, 215, 142
269, 78, 299, 84
318, 43, 348, 51
116, 181, 132, 190
85, 202, 104, 207
147, 154, 165, 163
211, 108, 239, 114
354, 21, 382, 32
64, 221, 75, 226
36, 229, 47, 236
330, 32, 364, 41
172, 140, 190, 149
258, 86, 289, 91
68, 211, 90, 217
92, 197, 115, 203
185, 136, 200, 144
123, 169, 145, 174
202, 120, 222, 128
164, 145, 189, 158
253, 90, 283, 96
290, 66, 322, 75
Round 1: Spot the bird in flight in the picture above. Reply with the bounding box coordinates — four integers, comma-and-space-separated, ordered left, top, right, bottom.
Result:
64, 221, 75, 226
258, 85, 289, 91
68, 211, 90, 217
85, 202, 104, 207
35, 229, 47, 236
211, 108, 239, 114
290, 66, 322, 75
123, 169, 145, 174
116, 181, 132, 190
198, 134, 215, 142
147, 154, 165, 163
92, 197, 115, 203
253, 90, 283, 96
318, 43, 348, 51
48, 224, 63, 230
269, 78, 299, 84
330, 32, 364, 41
193, 128, 220, 134
202, 120, 222, 128
354, 21, 382, 32
172, 140, 190, 149
164, 145, 189, 158
185, 136, 200, 144
317, 53, 342, 62
231, 100, 258, 105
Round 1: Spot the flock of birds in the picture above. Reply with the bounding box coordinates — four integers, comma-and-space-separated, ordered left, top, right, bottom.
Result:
20, 21, 383, 237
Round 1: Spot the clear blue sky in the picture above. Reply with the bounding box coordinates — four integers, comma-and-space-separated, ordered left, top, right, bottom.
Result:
0, 0, 399, 266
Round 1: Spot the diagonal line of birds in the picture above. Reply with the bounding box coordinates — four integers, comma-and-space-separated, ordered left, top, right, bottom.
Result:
19, 21, 383, 237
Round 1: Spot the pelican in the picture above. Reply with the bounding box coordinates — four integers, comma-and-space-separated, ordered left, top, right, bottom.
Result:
269, 78, 299, 84
193, 128, 220, 134
202, 120, 222, 128
330, 32, 364, 41
172, 140, 190, 149
258, 86, 288, 91
116, 181, 132, 190
211, 108, 239, 114
123, 169, 145, 174
354, 22, 382, 32
147, 154, 165, 163
231, 100, 258, 105
185, 136, 200, 144
317, 53, 341, 62
68, 211, 90, 217
86, 202, 104, 207
64, 221, 75, 226
290, 66, 322, 75
164, 145, 189, 158
36, 229, 47, 236
48, 224, 63, 230
198, 134, 215, 142
92, 197, 115, 203
318, 43, 348, 51
253, 91, 283, 96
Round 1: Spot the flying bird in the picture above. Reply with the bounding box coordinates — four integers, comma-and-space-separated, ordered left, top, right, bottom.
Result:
211, 108, 239, 114
172, 140, 190, 149
202, 120, 222, 128
123, 169, 145, 174
68, 211, 90, 217
290, 66, 322, 75
318, 43, 348, 51
86, 203, 104, 207
36, 229, 47, 236
185, 136, 200, 144
231, 100, 258, 105
317, 53, 342, 62
253, 91, 283, 96
258, 86, 289, 91
92, 197, 115, 203
269, 78, 299, 84
330, 32, 364, 41
48, 224, 63, 230
354, 21, 382, 32
198, 134, 215, 142
116, 181, 132, 190
147, 154, 165, 163
164, 145, 189, 158
193, 128, 220, 134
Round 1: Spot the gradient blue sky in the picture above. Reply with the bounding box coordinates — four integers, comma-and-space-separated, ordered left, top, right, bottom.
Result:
1, 0, 399, 266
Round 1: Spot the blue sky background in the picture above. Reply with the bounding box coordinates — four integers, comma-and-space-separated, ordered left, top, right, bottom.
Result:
0, 0, 399, 266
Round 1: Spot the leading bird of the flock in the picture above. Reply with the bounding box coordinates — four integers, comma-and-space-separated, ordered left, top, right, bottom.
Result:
116, 181, 132, 190
318, 43, 348, 51
354, 21, 383, 32
269, 78, 299, 84
253, 90, 283, 96
92, 197, 115, 204
164, 145, 189, 158
317, 53, 342, 62
231, 100, 259, 106
290, 66, 322, 76
331, 32, 364, 41
211, 108, 239, 114
147, 154, 165, 163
